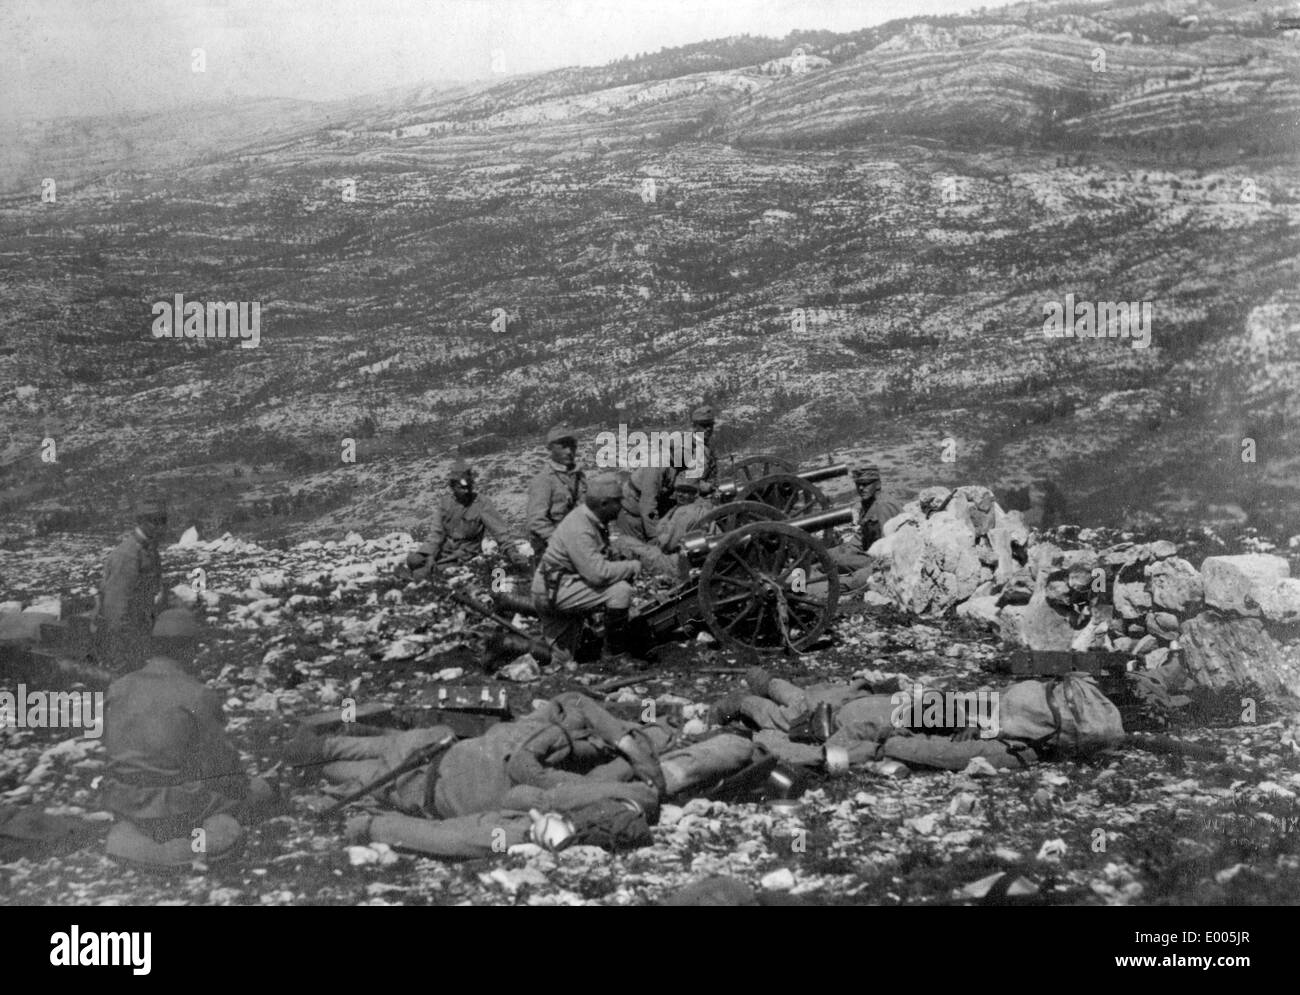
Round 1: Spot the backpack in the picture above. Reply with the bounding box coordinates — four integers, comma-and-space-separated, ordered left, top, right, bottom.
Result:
997, 673, 1124, 756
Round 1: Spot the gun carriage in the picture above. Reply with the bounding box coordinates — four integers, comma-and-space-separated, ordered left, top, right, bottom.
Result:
637, 504, 853, 654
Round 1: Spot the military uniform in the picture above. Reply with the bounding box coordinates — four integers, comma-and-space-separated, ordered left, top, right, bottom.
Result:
101, 656, 255, 839
526, 462, 587, 556
532, 503, 638, 617
99, 528, 162, 671
309, 693, 756, 860
414, 492, 515, 567
618, 464, 680, 542
655, 499, 710, 554
828, 489, 903, 572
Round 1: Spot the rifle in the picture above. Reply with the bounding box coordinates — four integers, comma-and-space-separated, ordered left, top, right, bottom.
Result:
423, 578, 556, 664
321, 732, 454, 817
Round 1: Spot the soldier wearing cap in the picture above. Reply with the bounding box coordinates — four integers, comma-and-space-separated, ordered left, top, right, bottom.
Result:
654, 476, 710, 554
102, 609, 272, 870
407, 462, 528, 577
98, 495, 168, 672
827, 464, 903, 572
525, 426, 587, 558
532, 473, 642, 663
682, 404, 719, 493
619, 406, 719, 542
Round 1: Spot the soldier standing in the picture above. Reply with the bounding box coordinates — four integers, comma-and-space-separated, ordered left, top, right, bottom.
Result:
680, 404, 719, 494
525, 426, 587, 558
98, 495, 168, 672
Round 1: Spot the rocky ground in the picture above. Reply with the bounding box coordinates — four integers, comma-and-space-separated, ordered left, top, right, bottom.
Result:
2, 520, 1299, 906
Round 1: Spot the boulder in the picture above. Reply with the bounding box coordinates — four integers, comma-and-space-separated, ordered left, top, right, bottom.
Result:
916, 486, 952, 516
1260, 578, 1300, 625
1201, 554, 1290, 617
1145, 557, 1202, 615
956, 595, 1001, 626
1145, 611, 1181, 641
1180, 612, 1294, 696
1144, 647, 1170, 669
998, 593, 1077, 651
869, 515, 984, 617
1112, 580, 1152, 620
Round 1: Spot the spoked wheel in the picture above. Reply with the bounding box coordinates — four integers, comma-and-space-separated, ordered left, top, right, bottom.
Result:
694, 500, 786, 536
727, 454, 797, 486
698, 522, 839, 653
738, 473, 830, 518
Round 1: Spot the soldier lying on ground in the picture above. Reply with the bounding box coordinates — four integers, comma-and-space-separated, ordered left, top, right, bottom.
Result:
406, 461, 531, 577
101, 609, 274, 870
285, 692, 755, 859
709, 667, 1122, 774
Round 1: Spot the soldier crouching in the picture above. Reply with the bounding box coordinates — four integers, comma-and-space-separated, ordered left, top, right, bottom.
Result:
531, 473, 643, 666
101, 609, 273, 871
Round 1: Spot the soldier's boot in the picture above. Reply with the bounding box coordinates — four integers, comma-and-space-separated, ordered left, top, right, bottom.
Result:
600, 607, 636, 670
106, 813, 243, 873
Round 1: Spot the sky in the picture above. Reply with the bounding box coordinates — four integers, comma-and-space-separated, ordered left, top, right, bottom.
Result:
0, 0, 1002, 120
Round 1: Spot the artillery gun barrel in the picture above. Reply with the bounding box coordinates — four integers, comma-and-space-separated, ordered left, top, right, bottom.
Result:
681, 505, 854, 559
715, 462, 851, 500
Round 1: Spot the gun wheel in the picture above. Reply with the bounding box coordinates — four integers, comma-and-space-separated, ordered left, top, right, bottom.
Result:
698, 522, 839, 653
738, 473, 830, 518
728, 454, 797, 485
694, 500, 786, 536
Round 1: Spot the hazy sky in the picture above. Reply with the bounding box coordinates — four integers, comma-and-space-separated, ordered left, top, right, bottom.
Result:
1, 0, 999, 120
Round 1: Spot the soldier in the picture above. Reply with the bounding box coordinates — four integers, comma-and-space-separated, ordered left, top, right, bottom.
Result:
827, 464, 903, 573
680, 404, 719, 494
619, 405, 718, 542
101, 609, 273, 871
655, 477, 710, 554
525, 425, 587, 558
285, 692, 756, 860
532, 474, 642, 664
406, 462, 530, 578
98, 495, 168, 672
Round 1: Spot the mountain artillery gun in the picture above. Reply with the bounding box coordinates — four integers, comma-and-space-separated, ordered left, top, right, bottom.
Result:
637, 504, 854, 654
698, 457, 850, 535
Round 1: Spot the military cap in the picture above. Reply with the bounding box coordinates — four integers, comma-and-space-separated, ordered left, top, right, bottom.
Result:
852, 464, 882, 483
448, 461, 474, 486
134, 495, 168, 518
673, 477, 700, 492
690, 405, 716, 426
152, 608, 201, 640
586, 474, 623, 501
546, 425, 577, 445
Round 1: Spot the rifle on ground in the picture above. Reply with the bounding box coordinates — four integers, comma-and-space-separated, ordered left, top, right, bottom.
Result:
1120, 733, 1226, 763
321, 733, 455, 817
422, 578, 556, 664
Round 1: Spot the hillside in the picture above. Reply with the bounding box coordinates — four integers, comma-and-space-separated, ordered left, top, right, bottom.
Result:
0, 0, 1298, 548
